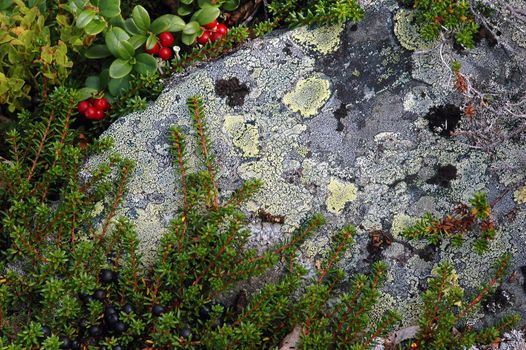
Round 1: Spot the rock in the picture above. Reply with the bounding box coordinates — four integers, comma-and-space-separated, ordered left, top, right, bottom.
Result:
83, 0, 526, 327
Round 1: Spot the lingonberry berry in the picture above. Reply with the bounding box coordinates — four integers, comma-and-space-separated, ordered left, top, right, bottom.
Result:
211, 31, 224, 42
144, 42, 160, 55
197, 31, 211, 45
93, 109, 104, 121
84, 107, 98, 120
158, 47, 172, 61
93, 97, 110, 111
159, 32, 175, 47
204, 19, 218, 30
77, 101, 90, 114
215, 23, 228, 36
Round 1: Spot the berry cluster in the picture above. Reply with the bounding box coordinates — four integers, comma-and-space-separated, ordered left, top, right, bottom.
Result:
144, 32, 175, 61
196, 20, 228, 45
77, 97, 110, 121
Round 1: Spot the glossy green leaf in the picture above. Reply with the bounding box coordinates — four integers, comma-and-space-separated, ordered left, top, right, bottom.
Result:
85, 45, 112, 59
99, 69, 110, 89
76, 9, 96, 28
78, 87, 97, 101
150, 14, 185, 34
124, 18, 144, 35
109, 58, 132, 79
108, 76, 130, 96
114, 40, 135, 60
191, 7, 220, 26
145, 33, 158, 50
181, 0, 193, 4
223, 0, 240, 11
181, 32, 198, 46
177, 5, 192, 16
133, 53, 157, 76
85, 76, 100, 90
197, 0, 213, 6
132, 5, 150, 31
183, 21, 201, 35
109, 15, 125, 27
84, 18, 106, 35
99, 0, 120, 18
129, 35, 147, 49
105, 27, 131, 58
0, 0, 13, 11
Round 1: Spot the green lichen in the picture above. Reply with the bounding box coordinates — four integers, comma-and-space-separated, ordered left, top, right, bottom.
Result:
514, 183, 526, 205
390, 214, 415, 239
223, 115, 260, 157
290, 24, 344, 55
283, 74, 331, 118
326, 177, 357, 214
394, 9, 438, 51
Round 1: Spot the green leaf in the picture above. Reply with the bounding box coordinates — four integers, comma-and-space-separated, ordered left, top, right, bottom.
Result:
108, 76, 130, 96
105, 27, 131, 58
181, 32, 198, 46
150, 14, 185, 34
116, 40, 135, 60
124, 18, 144, 35
223, 0, 240, 11
109, 15, 125, 27
109, 58, 133, 79
85, 44, 112, 59
133, 53, 157, 76
99, 0, 120, 18
99, 69, 110, 89
198, 0, 213, 6
0, 0, 13, 11
191, 7, 220, 26
177, 5, 192, 16
76, 9, 96, 29
84, 18, 106, 35
132, 5, 151, 32
145, 33, 158, 50
85, 76, 100, 90
129, 35, 147, 49
183, 21, 201, 35
78, 87, 97, 101
181, 0, 193, 4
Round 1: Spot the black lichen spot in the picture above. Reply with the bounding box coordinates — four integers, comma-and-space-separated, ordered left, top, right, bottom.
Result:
426, 164, 457, 187
425, 104, 462, 137
482, 287, 514, 313
334, 103, 347, 131
215, 77, 250, 107
415, 244, 437, 262
475, 25, 497, 48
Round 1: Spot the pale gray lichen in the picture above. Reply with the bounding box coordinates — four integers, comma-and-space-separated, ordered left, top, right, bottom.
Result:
514, 183, 526, 205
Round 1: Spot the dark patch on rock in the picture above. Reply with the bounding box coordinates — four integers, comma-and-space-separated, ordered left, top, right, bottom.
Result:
365, 230, 393, 263
425, 104, 462, 137
475, 25, 498, 48
334, 103, 347, 131
215, 77, 250, 107
415, 244, 437, 262
396, 0, 415, 9
426, 164, 457, 187
482, 287, 514, 314
520, 266, 526, 294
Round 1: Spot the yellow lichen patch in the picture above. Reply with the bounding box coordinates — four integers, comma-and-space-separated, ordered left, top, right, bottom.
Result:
394, 9, 438, 51
223, 115, 259, 157
290, 24, 344, 55
283, 75, 331, 118
390, 213, 415, 239
514, 183, 526, 205
326, 177, 357, 214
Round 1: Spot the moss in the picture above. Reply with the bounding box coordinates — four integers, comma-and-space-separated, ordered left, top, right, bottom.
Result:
394, 9, 438, 51
514, 183, 526, 205
290, 24, 344, 55
325, 177, 357, 214
223, 115, 259, 157
283, 74, 331, 118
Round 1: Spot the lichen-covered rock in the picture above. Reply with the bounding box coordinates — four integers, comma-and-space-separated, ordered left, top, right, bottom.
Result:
84, 0, 526, 328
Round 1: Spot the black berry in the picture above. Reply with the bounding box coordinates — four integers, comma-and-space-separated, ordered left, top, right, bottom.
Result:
113, 346, 124, 350
105, 313, 119, 326
199, 306, 210, 320
41, 325, 52, 337
180, 328, 192, 339
122, 304, 134, 314
100, 269, 116, 284
113, 321, 127, 333
104, 306, 117, 317
70, 340, 80, 350
151, 304, 165, 316
59, 336, 71, 349
88, 325, 102, 337
93, 289, 105, 301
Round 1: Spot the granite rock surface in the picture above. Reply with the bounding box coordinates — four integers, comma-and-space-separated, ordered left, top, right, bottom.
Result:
84, 0, 526, 327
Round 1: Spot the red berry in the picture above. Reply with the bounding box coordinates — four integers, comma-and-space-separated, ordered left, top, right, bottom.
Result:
144, 43, 160, 55
93, 109, 104, 120
215, 23, 228, 36
204, 20, 218, 30
211, 31, 224, 42
93, 97, 110, 111
158, 47, 172, 61
84, 107, 97, 120
158, 32, 175, 47
197, 31, 211, 45
77, 101, 90, 114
